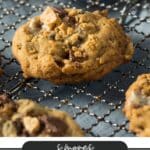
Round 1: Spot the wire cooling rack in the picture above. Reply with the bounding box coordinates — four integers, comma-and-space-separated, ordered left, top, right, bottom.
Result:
0, 0, 150, 137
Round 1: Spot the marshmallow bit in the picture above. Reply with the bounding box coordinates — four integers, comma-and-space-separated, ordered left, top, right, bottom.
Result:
129, 91, 150, 106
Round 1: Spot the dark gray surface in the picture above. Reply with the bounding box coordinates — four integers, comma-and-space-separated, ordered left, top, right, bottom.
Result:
0, 0, 150, 137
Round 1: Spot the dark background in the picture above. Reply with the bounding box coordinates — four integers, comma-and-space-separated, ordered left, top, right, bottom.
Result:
0, 148, 149, 150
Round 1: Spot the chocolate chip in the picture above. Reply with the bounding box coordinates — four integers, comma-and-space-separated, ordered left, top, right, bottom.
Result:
13, 119, 24, 135
55, 59, 65, 68
14, 118, 37, 136
0, 94, 17, 113
0, 94, 11, 107
39, 115, 68, 136
52, 7, 76, 26
52, 6, 67, 18
64, 51, 70, 59
137, 125, 144, 130
49, 32, 56, 40
63, 16, 76, 26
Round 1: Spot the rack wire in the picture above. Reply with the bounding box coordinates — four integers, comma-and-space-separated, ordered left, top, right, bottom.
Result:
0, 0, 150, 137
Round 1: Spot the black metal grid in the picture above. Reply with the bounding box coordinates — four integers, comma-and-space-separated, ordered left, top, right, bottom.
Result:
0, 0, 150, 137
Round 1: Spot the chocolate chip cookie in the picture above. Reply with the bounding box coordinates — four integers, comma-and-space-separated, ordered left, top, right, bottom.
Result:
12, 7, 134, 84
0, 94, 84, 137
123, 74, 150, 136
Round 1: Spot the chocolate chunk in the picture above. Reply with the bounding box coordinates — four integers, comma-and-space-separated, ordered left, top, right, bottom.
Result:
49, 31, 56, 40
13, 119, 24, 135
63, 16, 76, 26
14, 118, 37, 137
0, 94, 11, 107
52, 6, 67, 18
39, 115, 68, 136
55, 59, 65, 68
51, 7, 76, 26
0, 94, 17, 114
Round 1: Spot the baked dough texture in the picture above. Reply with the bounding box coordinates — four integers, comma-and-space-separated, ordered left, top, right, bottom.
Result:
13, 7, 134, 84
0, 94, 84, 137
124, 74, 150, 136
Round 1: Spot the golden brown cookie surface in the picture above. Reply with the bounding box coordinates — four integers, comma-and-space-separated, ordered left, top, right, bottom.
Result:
13, 7, 134, 84
0, 94, 84, 137
123, 74, 150, 136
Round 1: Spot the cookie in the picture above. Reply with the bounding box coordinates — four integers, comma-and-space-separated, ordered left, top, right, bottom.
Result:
123, 74, 150, 136
12, 7, 134, 84
0, 94, 84, 137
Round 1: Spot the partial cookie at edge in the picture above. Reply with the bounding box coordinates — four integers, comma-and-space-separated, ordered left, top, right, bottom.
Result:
123, 73, 150, 136
0, 94, 84, 137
